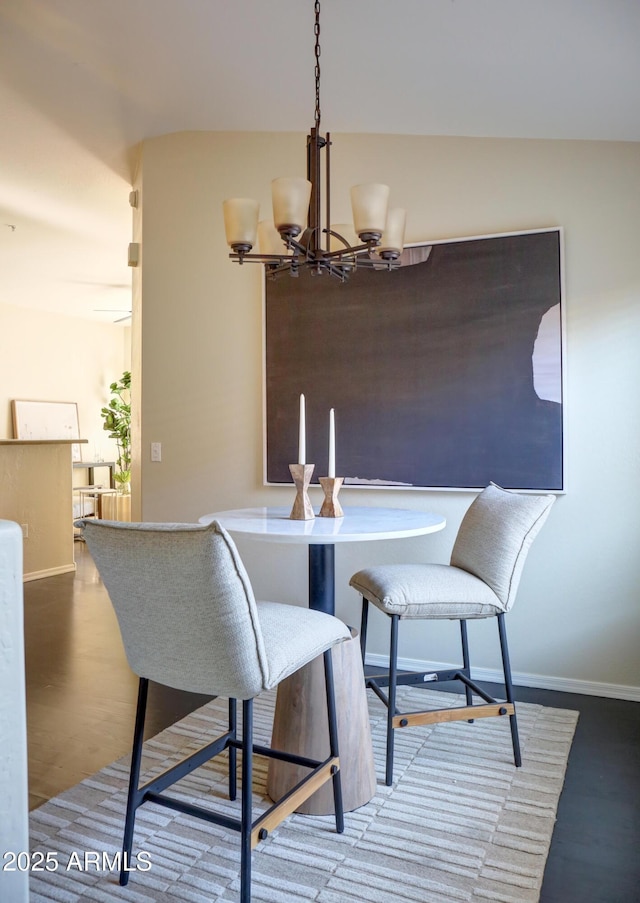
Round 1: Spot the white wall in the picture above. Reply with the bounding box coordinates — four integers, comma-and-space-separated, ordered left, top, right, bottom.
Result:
0, 302, 130, 459
137, 131, 640, 699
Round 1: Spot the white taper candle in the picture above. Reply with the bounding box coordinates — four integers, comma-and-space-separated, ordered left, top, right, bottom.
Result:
328, 408, 335, 478
298, 394, 306, 465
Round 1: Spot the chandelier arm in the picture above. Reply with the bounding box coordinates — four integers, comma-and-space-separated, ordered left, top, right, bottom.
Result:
229, 253, 296, 263
229, 250, 372, 280
324, 229, 369, 255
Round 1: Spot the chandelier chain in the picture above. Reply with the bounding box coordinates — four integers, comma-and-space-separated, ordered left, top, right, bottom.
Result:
314, 0, 321, 129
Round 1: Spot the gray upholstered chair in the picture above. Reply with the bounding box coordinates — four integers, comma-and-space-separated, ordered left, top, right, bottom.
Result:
350, 483, 555, 786
77, 518, 350, 903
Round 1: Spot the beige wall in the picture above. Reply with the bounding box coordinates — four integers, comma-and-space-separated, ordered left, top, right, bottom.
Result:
0, 442, 75, 579
0, 302, 130, 454
138, 131, 640, 698
0, 302, 130, 575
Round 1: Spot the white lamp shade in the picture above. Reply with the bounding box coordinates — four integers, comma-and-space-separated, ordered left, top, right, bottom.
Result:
272, 177, 312, 236
257, 220, 291, 256
350, 183, 390, 240
378, 208, 407, 256
329, 224, 360, 252
223, 198, 259, 250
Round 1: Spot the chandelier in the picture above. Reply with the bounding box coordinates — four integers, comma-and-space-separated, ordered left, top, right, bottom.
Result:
222, 0, 406, 281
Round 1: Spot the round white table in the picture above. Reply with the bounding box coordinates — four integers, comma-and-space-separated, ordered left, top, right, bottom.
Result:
200, 505, 446, 614
199, 505, 446, 813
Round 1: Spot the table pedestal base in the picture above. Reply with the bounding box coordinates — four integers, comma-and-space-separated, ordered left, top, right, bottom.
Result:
267, 627, 376, 815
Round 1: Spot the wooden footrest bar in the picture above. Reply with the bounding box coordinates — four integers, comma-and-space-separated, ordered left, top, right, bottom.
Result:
392, 702, 515, 729
251, 757, 339, 848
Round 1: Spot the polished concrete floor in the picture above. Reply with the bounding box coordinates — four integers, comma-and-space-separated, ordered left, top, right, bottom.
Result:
24, 544, 640, 902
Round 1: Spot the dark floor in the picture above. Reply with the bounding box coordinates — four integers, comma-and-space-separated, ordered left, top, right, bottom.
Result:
24, 544, 640, 902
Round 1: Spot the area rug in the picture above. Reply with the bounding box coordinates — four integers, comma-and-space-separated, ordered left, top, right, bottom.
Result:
28, 687, 578, 903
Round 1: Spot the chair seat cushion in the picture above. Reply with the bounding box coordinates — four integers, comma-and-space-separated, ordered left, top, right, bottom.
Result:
349, 563, 504, 620
257, 601, 351, 690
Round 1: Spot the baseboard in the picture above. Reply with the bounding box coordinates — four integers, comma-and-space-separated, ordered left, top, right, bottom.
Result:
23, 563, 76, 583
364, 652, 640, 703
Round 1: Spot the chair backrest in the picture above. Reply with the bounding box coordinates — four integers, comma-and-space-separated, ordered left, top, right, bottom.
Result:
77, 519, 270, 699
450, 482, 555, 611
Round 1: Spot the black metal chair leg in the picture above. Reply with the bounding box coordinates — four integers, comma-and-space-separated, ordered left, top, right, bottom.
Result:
360, 597, 369, 664
385, 614, 400, 786
460, 620, 475, 719
229, 697, 237, 801
120, 678, 148, 887
240, 698, 253, 903
323, 649, 344, 833
497, 613, 521, 767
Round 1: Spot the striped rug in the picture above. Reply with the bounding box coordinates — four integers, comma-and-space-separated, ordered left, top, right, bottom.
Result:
28, 687, 578, 903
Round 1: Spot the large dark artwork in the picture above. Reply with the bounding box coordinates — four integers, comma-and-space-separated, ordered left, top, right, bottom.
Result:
264, 228, 564, 491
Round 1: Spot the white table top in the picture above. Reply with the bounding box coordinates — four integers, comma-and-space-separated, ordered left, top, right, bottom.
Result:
199, 506, 446, 545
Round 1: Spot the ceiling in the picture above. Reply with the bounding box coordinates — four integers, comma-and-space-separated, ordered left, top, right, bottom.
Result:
1, 0, 639, 324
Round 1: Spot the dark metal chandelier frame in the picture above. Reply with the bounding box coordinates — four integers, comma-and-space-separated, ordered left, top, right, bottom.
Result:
227, 0, 403, 281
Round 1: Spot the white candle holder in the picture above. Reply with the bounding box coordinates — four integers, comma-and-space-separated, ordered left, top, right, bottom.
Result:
289, 464, 315, 520
318, 476, 344, 518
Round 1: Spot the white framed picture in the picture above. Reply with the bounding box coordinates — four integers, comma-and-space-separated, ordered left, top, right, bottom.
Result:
12, 399, 82, 461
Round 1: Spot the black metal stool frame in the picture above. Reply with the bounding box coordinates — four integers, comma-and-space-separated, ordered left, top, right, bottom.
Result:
120, 650, 343, 903
360, 598, 521, 786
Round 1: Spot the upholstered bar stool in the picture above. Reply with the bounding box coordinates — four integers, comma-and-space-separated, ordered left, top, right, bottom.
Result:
350, 483, 555, 786
77, 518, 351, 903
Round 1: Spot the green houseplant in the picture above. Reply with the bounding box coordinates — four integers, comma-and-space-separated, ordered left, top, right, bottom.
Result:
101, 370, 131, 493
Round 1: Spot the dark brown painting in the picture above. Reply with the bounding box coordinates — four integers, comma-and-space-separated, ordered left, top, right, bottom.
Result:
264, 228, 564, 491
